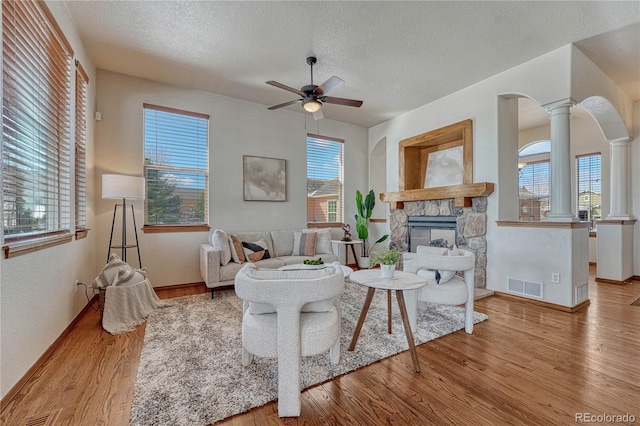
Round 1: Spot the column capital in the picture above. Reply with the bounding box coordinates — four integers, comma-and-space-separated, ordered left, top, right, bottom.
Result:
609, 137, 631, 147
543, 98, 577, 112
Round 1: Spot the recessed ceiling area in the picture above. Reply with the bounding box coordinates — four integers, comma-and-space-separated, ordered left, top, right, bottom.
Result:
64, 1, 640, 128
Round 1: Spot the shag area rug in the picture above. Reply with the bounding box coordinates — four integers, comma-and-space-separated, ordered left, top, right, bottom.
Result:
130, 280, 488, 425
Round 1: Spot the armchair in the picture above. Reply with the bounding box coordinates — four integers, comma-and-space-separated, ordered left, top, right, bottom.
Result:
234, 262, 345, 417
403, 246, 476, 334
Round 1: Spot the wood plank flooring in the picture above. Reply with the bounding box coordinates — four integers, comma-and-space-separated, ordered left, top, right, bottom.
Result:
1, 267, 639, 425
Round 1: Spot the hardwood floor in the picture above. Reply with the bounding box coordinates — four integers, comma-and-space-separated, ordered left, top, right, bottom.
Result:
2, 267, 639, 425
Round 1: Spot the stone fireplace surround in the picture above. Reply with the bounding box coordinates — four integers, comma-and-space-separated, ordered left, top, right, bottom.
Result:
389, 197, 488, 289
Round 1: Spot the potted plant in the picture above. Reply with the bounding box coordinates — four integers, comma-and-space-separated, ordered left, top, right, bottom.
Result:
370, 247, 402, 278
354, 189, 389, 268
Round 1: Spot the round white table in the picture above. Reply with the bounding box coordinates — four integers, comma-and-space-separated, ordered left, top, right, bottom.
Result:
347, 270, 426, 372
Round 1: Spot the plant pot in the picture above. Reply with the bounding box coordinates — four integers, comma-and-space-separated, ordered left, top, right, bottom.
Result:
357, 256, 370, 269
380, 264, 395, 278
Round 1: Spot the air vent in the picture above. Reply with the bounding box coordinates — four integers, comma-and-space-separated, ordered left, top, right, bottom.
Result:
507, 277, 543, 299
575, 283, 589, 303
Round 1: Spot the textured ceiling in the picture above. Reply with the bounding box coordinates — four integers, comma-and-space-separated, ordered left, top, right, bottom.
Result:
64, 1, 640, 128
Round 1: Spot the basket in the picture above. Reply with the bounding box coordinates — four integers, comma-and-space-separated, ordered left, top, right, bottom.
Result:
98, 287, 106, 316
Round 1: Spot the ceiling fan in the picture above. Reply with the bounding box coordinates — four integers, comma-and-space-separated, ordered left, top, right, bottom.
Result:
266, 56, 363, 120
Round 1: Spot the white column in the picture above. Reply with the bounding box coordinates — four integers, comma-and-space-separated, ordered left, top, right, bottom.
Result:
545, 100, 577, 221
606, 137, 634, 220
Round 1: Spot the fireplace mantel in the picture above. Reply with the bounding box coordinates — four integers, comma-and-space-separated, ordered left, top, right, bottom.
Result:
380, 182, 494, 209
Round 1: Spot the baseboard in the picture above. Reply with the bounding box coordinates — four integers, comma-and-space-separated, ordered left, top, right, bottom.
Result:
494, 291, 590, 313
595, 276, 633, 285
0, 295, 99, 410
153, 281, 205, 291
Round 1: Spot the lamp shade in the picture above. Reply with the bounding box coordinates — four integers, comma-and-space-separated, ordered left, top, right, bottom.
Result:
303, 99, 321, 113
102, 174, 145, 200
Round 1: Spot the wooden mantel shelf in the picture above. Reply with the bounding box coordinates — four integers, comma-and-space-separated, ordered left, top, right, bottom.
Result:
380, 182, 494, 209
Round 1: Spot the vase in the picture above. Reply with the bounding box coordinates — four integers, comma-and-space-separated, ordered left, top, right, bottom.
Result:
380, 264, 395, 278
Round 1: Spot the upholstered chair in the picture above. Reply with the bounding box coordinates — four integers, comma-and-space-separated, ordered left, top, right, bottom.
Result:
402, 246, 476, 334
234, 262, 345, 417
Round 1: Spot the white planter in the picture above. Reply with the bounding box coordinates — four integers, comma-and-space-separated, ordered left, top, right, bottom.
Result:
380, 264, 395, 278
358, 256, 370, 269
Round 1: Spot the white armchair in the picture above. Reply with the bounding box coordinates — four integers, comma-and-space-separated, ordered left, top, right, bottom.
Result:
403, 246, 476, 334
234, 262, 345, 417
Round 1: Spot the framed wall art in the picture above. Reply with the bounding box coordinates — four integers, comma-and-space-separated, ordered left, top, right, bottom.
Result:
243, 155, 286, 201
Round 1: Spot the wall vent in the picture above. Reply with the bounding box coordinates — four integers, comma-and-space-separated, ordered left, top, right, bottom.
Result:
575, 283, 589, 303
507, 277, 543, 299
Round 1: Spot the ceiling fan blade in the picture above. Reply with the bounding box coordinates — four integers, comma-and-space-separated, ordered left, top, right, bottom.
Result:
268, 99, 301, 110
323, 96, 363, 108
266, 80, 305, 97
312, 108, 324, 120
314, 76, 344, 96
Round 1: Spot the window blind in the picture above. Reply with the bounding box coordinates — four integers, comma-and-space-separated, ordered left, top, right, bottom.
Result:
518, 160, 550, 221
307, 134, 344, 224
576, 153, 601, 230
143, 104, 209, 225
75, 61, 89, 232
2, 0, 73, 240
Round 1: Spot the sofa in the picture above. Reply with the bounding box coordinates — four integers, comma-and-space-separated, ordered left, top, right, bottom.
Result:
200, 228, 339, 297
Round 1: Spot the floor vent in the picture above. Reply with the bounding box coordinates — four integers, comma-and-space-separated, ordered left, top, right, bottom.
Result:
25, 409, 61, 426
507, 277, 543, 299
575, 283, 589, 303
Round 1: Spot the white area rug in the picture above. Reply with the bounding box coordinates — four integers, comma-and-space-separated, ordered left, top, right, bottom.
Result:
130, 280, 488, 425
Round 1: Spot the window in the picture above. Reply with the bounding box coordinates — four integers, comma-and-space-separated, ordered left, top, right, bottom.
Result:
307, 134, 344, 224
576, 153, 601, 231
518, 141, 550, 221
143, 104, 209, 229
75, 61, 89, 237
2, 0, 73, 254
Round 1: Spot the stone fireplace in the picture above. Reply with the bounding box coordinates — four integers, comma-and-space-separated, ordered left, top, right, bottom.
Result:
389, 197, 488, 289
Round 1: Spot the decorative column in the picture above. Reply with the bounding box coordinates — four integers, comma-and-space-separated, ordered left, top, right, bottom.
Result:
544, 100, 577, 221
607, 137, 633, 219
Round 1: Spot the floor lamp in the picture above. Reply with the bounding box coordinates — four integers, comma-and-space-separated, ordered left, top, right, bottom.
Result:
102, 174, 145, 267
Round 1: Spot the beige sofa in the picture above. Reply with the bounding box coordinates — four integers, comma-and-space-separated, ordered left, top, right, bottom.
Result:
200, 229, 339, 297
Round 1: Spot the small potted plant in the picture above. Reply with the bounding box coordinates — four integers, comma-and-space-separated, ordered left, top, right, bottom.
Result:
355, 189, 389, 268
369, 247, 402, 278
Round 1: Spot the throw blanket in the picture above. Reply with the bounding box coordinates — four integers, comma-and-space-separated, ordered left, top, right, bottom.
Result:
102, 279, 168, 335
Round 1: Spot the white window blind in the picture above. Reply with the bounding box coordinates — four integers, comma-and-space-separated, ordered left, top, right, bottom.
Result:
307, 134, 344, 224
576, 153, 601, 230
2, 0, 73, 240
75, 61, 89, 232
143, 104, 209, 226
518, 160, 550, 221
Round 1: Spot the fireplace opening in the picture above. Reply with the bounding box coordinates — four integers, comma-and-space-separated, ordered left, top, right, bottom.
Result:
408, 216, 457, 252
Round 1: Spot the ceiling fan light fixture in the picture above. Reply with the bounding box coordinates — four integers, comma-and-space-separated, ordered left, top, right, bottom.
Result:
303, 99, 322, 113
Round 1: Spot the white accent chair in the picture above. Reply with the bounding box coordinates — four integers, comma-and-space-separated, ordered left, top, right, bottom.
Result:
234, 262, 345, 417
402, 246, 476, 334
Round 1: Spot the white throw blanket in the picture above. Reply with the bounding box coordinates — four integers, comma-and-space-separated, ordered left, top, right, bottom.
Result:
102, 279, 168, 335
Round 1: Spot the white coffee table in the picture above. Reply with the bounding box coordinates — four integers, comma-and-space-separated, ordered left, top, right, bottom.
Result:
347, 270, 426, 372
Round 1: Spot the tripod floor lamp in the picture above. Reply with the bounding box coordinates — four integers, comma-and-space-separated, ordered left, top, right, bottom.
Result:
102, 174, 145, 267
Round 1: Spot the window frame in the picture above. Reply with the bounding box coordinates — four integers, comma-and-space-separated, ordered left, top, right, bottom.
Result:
2, 0, 74, 257
141, 103, 210, 233
306, 133, 344, 227
74, 60, 89, 239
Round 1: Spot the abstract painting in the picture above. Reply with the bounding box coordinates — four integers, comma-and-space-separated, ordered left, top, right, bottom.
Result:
243, 155, 286, 201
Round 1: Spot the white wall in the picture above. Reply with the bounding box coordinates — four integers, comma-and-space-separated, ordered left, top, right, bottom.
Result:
633, 102, 640, 276
0, 2, 97, 399
95, 70, 368, 287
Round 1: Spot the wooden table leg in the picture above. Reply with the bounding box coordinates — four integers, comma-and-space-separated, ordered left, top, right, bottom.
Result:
387, 289, 392, 334
349, 243, 360, 270
348, 287, 376, 351
395, 290, 421, 373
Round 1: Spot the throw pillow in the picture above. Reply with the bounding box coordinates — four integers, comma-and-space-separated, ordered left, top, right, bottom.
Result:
293, 231, 316, 256
229, 233, 245, 264
211, 229, 232, 266
242, 239, 271, 262
437, 246, 461, 284
304, 228, 332, 254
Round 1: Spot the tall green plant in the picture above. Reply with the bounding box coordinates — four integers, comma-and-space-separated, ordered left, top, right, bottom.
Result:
355, 189, 389, 256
